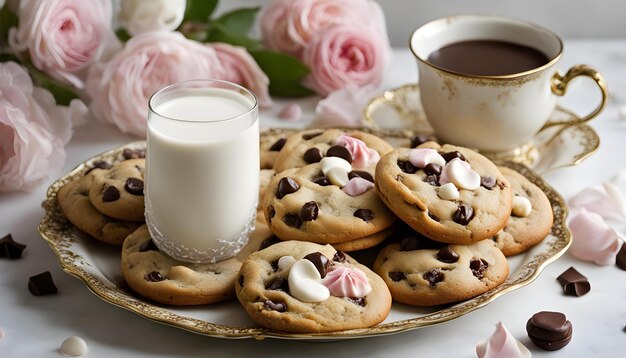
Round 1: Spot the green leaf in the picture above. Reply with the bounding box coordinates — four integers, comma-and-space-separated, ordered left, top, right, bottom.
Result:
184, 0, 219, 23
250, 50, 315, 98
115, 28, 131, 42
206, 23, 262, 51
0, 54, 19, 63
27, 65, 79, 106
214, 7, 260, 36
0, 5, 18, 45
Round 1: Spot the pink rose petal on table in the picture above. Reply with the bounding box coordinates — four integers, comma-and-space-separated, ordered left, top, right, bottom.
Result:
277, 104, 302, 121
476, 322, 531, 358
569, 208, 622, 265
321, 266, 372, 297
342, 177, 374, 196
335, 134, 380, 168
312, 84, 379, 127
569, 183, 626, 221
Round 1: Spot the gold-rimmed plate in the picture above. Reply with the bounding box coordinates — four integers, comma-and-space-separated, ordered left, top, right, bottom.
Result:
38, 129, 571, 340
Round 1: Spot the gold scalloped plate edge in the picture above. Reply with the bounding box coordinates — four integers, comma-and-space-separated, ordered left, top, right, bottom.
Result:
38, 132, 571, 341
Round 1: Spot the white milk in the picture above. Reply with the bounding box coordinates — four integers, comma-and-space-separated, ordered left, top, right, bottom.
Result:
145, 85, 259, 263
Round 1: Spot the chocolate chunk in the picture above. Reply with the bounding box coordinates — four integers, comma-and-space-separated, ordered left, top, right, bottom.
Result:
0, 234, 26, 259
259, 236, 280, 250
282, 214, 302, 228
269, 138, 286, 151
557, 267, 590, 297
266, 276, 289, 292
470, 258, 489, 279
400, 237, 420, 251
354, 209, 374, 222
267, 206, 276, 222
397, 160, 418, 174
348, 297, 366, 307
410, 135, 434, 148
300, 201, 319, 221
441, 151, 465, 162
276, 177, 299, 199
124, 178, 144, 195
238, 275, 244, 287
348, 170, 374, 183
423, 269, 444, 286
312, 176, 331, 186
264, 300, 286, 312
145, 271, 165, 282
423, 163, 442, 176
616, 244, 626, 271
422, 174, 440, 186
428, 211, 440, 222
526, 311, 573, 351
28, 271, 58, 296
453, 204, 474, 225
102, 186, 120, 202
481, 176, 496, 190
303, 252, 331, 278
86, 161, 112, 174
302, 132, 322, 140
123, 148, 146, 159
326, 145, 353, 163
270, 259, 280, 272
333, 251, 346, 263
437, 246, 460, 263
303, 147, 323, 163
388, 271, 406, 282
138, 239, 159, 252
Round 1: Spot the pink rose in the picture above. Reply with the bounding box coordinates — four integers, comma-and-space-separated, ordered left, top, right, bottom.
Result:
302, 23, 389, 96
86, 32, 225, 137
210, 43, 272, 108
0, 62, 86, 192
8, 0, 117, 89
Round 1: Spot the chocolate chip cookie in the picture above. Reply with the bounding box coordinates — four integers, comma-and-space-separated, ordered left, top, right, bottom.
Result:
235, 240, 391, 333
492, 167, 553, 256
375, 143, 512, 244
88, 159, 145, 222
260, 133, 288, 169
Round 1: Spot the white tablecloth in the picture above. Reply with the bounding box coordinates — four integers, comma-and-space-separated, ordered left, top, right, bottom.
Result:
1, 40, 625, 357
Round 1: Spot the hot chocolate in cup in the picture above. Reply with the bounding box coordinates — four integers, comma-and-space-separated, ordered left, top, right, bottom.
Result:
410, 15, 607, 153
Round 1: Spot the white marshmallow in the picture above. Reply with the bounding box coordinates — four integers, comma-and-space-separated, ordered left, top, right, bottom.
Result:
512, 196, 532, 217
408, 148, 446, 168
438, 182, 460, 200
327, 167, 350, 187
446, 158, 481, 190
288, 259, 330, 303
277, 255, 296, 270
320, 156, 352, 175
60, 336, 88, 357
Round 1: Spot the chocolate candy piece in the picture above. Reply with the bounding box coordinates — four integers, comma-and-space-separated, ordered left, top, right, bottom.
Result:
470, 258, 489, 279
481, 176, 496, 189
437, 246, 460, 263
423, 269, 444, 286
557, 267, 590, 297
0, 234, 26, 259
423, 163, 442, 176
442, 151, 465, 162
303, 148, 323, 163
388, 271, 405, 282
348, 297, 366, 307
282, 214, 302, 228
397, 160, 418, 174
28, 271, 58, 296
123, 148, 146, 159
422, 174, 440, 186
302, 132, 322, 140
124, 178, 144, 195
332, 251, 346, 263
428, 211, 440, 222
326, 145, 353, 163
312, 175, 331, 186
348, 170, 374, 183
276, 177, 299, 199
264, 299, 286, 312
354, 208, 374, 222
616, 243, 626, 271
102, 186, 120, 202
300, 201, 319, 221
145, 271, 165, 282
86, 161, 112, 174
269, 138, 286, 151
526, 311, 573, 351
303, 252, 331, 278
453, 204, 474, 225
138, 239, 159, 252
410, 135, 434, 148
266, 276, 289, 292
259, 236, 280, 250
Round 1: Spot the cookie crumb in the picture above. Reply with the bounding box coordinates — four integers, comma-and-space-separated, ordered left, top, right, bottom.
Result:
60, 336, 87, 357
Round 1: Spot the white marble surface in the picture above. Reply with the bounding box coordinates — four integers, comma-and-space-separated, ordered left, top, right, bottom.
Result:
1, 40, 626, 357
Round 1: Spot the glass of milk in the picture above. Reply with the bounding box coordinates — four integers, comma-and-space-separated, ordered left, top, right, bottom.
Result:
145, 80, 259, 263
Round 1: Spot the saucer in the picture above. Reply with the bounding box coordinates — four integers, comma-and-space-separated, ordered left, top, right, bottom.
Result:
363, 84, 600, 174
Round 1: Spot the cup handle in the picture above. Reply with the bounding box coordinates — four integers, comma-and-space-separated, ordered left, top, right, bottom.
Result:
540, 64, 608, 131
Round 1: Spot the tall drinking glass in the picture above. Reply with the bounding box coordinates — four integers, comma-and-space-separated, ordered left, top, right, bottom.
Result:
145, 80, 259, 263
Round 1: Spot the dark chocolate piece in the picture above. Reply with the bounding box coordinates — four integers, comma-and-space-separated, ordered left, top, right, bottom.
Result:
348, 297, 366, 307
348, 170, 374, 183
102, 186, 120, 202
410, 135, 434, 148
123, 148, 146, 159
303, 252, 330, 278
397, 160, 418, 174
266, 276, 289, 292
276, 177, 299, 199
388, 271, 405, 282
303, 147, 323, 163
124, 178, 144, 195
264, 299, 286, 312
269, 138, 286, 151
481, 176, 496, 190
422, 174, 440, 186
437, 246, 460, 263
441, 151, 465, 162
0, 234, 26, 259
312, 176, 331, 186
326, 145, 353, 163
470, 258, 489, 279
302, 132, 322, 140
428, 211, 440, 222
85, 161, 112, 174
300, 201, 319, 221
145, 271, 165, 282
557, 267, 590, 297
526, 311, 573, 351
332, 251, 346, 263
616, 243, 626, 271
423, 269, 444, 286
423, 163, 442, 176
28, 271, 58, 296
354, 208, 374, 222
267, 206, 276, 222
453, 204, 474, 225
282, 214, 302, 228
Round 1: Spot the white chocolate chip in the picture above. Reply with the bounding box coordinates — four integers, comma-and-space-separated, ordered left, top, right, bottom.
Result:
277, 255, 296, 270
446, 158, 481, 190
60, 336, 87, 357
327, 167, 350, 187
320, 156, 351, 175
288, 259, 330, 302
512, 196, 532, 217
438, 182, 460, 200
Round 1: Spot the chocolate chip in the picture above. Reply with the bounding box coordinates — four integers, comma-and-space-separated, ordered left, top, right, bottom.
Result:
388, 272, 405, 282
616, 244, 626, 271
259, 236, 280, 250
138, 239, 159, 252
400, 237, 420, 251
264, 299, 286, 312
102, 186, 120, 202
326, 145, 353, 163
428, 211, 440, 222
266, 276, 289, 292
422, 174, 440, 186
354, 209, 374, 222
526, 311, 573, 351
423, 269, 444, 286
312, 176, 331, 186
282, 214, 302, 228
270, 260, 280, 272
276, 177, 300, 199
437, 246, 459, 263
302, 132, 322, 140
423, 163, 442, 176
300, 201, 319, 221
481, 176, 496, 190
470, 258, 489, 279
303, 147, 323, 163
267, 206, 276, 223
397, 160, 418, 174
333, 251, 346, 263
453, 204, 474, 225
348, 297, 366, 307
238, 275, 244, 287
145, 271, 165, 282
269, 138, 286, 151
441, 151, 465, 162
123, 148, 146, 159
124, 178, 144, 196
410, 135, 434, 148
28, 271, 57, 296
348, 170, 374, 183
557, 267, 590, 297
86, 161, 112, 174
303, 252, 331, 278
0, 234, 26, 259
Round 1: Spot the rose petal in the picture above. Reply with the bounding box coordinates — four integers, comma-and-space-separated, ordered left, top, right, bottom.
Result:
569, 184, 626, 221
569, 208, 622, 265
476, 322, 531, 358
277, 104, 302, 121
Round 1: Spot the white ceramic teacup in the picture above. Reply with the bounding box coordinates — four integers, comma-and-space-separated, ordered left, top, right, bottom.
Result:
410, 14, 607, 153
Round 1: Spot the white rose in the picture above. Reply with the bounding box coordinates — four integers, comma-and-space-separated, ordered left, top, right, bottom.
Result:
119, 0, 186, 36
